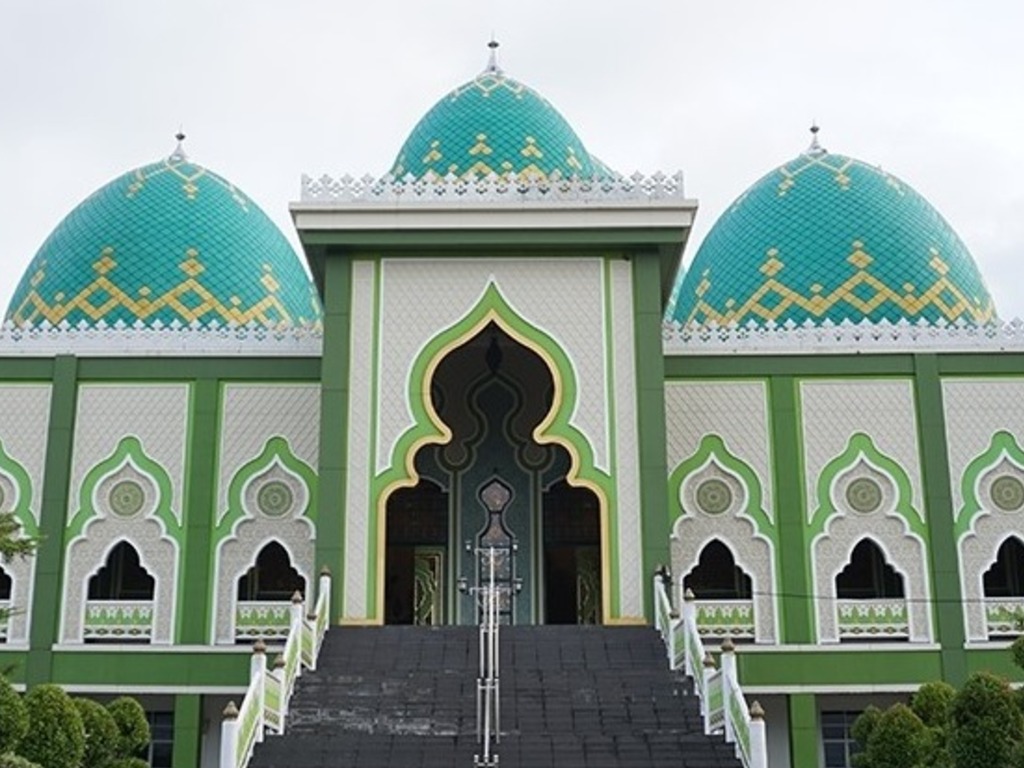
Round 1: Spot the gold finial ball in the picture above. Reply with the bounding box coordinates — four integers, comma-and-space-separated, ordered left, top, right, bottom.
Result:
222, 701, 239, 720
721, 637, 736, 653
750, 700, 766, 720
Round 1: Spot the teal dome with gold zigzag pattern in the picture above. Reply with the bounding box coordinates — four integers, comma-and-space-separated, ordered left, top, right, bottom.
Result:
390, 44, 606, 180
668, 133, 996, 328
5, 142, 322, 330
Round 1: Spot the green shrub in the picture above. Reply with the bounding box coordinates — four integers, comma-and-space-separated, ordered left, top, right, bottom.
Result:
0, 754, 42, 768
107, 760, 148, 768
18, 685, 84, 768
912, 681, 956, 729
851, 704, 882, 763
863, 703, 929, 768
0, 676, 27, 755
1011, 635, 1024, 672
949, 671, 1024, 768
106, 697, 150, 759
74, 698, 118, 768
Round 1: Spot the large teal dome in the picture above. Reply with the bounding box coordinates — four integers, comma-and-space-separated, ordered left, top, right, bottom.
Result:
5, 145, 321, 330
390, 51, 605, 180
669, 138, 995, 328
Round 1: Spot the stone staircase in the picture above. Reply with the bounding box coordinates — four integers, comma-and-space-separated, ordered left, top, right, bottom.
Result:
249, 624, 743, 768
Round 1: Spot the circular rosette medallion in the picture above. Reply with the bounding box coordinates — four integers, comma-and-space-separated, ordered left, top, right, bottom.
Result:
696, 478, 733, 515
845, 477, 883, 514
991, 475, 1024, 512
109, 479, 146, 517
256, 480, 294, 518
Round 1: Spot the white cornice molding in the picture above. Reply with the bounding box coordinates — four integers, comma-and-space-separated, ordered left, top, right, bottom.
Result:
663, 318, 1024, 355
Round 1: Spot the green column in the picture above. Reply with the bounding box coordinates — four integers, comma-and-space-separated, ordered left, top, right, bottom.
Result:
178, 379, 220, 644
913, 353, 967, 685
315, 254, 353, 622
632, 253, 670, 620
769, 376, 814, 643
26, 355, 78, 685
171, 694, 202, 768
787, 693, 819, 768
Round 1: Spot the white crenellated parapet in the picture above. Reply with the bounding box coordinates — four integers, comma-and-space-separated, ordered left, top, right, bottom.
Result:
663, 317, 1024, 355
0, 319, 323, 357
299, 170, 686, 205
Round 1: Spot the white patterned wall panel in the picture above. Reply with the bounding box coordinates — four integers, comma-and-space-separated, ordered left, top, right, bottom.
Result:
800, 380, 923, 520
0, 385, 51, 644
0, 385, 51, 523
376, 258, 609, 475
943, 379, 1024, 640
216, 385, 321, 516
71, 385, 190, 522
344, 260, 376, 620
609, 261, 643, 618
942, 379, 1024, 515
664, 381, 773, 515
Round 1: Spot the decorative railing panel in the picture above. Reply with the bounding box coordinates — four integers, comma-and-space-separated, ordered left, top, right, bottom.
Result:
235, 601, 292, 642
837, 598, 909, 640
83, 600, 154, 642
696, 600, 756, 640
984, 597, 1024, 638
0, 600, 10, 642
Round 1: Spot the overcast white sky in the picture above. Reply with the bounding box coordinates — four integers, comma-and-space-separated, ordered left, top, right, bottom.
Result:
2, 1, 1023, 319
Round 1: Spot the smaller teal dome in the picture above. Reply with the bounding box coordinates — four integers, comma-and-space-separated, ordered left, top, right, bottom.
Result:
669, 138, 995, 328
6, 144, 321, 330
391, 52, 605, 180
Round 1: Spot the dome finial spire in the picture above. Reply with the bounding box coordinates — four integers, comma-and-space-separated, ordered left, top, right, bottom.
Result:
806, 121, 826, 157
485, 36, 502, 74
170, 128, 188, 162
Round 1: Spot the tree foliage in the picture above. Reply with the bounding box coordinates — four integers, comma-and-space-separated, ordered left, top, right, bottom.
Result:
106, 696, 150, 760
0, 512, 36, 562
0, 676, 27, 756
17, 685, 84, 768
855, 703, 929, 768
0, 754, 41, 768
74, 698, 118, 768
949, 671, 1023, 768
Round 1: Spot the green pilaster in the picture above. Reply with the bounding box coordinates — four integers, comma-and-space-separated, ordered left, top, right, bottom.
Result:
913, 353, 967, 685
632, 252, 670, 619
178, 379, 219, 644
316, 253, 353, 622
26, 355, 77, 685
787, 693, 819, 768
171, 694, 202, 768
769, 377, 814, 643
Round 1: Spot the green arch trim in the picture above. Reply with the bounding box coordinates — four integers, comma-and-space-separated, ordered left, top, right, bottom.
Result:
0, 439, 38, 538
213, 436, 319, 546
809, 433, 925, 542
67, 436, 181, 544
369, 281, 615, 622
667, 434, 776, 546
955, 430, 1024, 543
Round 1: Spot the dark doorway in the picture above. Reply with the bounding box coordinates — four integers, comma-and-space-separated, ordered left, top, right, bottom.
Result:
237, 541, 305, 602
836, 539, 904, 599
984, 537, 1024, 597
385, 480, 448, 624
683, 539, 752, 600
89, 541, 155, 600
543, 480, 601, 624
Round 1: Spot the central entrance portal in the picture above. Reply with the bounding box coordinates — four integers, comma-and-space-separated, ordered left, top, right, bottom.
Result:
384, 322, 602, 625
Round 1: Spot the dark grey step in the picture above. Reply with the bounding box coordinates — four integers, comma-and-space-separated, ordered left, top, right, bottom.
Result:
249, 625, 742, 768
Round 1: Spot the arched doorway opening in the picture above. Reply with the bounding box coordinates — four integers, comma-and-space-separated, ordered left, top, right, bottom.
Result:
237, 541, 306, 602
384, 321, 602, 625
836, 539, 904, 600
89, 541, 154, 601
983, 537, 1024, 638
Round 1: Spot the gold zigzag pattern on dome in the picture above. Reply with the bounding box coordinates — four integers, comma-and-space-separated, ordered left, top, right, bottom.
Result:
682, 241, 996, 327
125, 157, 249, 209
415, 133, 584, 180
10, 247, 294, 328
773, 154, 904, 197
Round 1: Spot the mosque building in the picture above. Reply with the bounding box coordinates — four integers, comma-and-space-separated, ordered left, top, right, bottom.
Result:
1, 44, 1022, 768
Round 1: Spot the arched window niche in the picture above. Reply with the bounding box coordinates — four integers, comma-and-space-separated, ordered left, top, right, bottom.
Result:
683, 539, 755, 642
235, 541, 306, 643
982, 537, 1024, 638
84, 541, 155, 643
835, 539, 908, 642
0, 566, 11, 643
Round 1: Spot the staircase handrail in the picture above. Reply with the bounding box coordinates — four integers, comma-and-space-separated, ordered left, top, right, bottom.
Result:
652, 574, 767, 768
220, 568, 333, 768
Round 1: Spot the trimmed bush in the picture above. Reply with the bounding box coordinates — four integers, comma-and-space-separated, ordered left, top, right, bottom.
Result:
862, 703, 929, 768
108, 759, 149, 768
106, 697, 150, 759
949, 671, 1024, 768
18, 685, 84, 768
0, 754, 42, 768
0, 676, 27, 755
911, 681, 955, 729
74, 698, 118, 768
